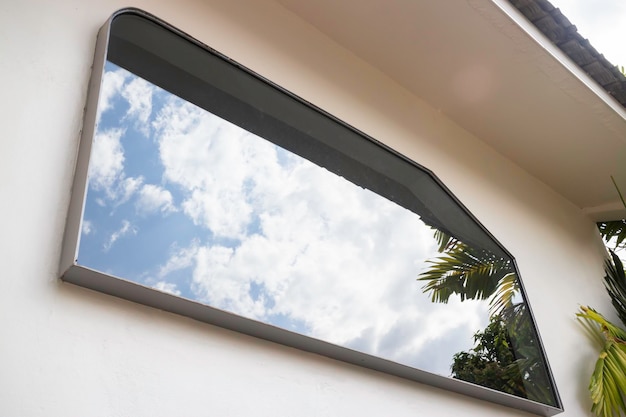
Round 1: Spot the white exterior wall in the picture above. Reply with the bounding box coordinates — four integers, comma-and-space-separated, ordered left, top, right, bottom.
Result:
0, 0, 612, 415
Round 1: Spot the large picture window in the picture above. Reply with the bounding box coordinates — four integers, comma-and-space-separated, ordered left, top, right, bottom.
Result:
61, 9, 561, 415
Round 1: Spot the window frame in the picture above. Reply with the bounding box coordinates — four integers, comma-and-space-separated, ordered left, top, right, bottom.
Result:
60, 8, 562, 416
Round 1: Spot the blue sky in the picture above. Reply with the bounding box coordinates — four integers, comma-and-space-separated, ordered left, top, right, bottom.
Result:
79, 61, 498, 376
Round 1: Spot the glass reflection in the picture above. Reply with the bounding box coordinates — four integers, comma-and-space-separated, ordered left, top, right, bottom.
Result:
83, 62, 479, 375
419, 235, 555, 404
76, 12, 557, 407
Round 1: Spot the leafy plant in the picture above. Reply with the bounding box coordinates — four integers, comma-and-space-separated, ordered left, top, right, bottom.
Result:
418, 235, 517, 317
578, 176, 626, 417
597, 221, 626, 250
578, 252, 626, 417
598, 178, 626, 251
452, 307, 555, 405
451, 315, 527, 398
604, 251, 626, 326
420, 178, 626, 414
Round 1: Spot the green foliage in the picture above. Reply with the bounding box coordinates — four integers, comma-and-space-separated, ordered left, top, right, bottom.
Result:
433, 229, 459, 253
418, 242, 514, 305
581, 177, 626, 417
597, 177, 626, 250
577, 306, 626, 417
451, 315, 527, 397
604, 251, 626, 327
598, 221, 626, 250
422, 176, 626, 414
452, 306, 556, 405
489, 273, 519, 318
419, 229, 556, 405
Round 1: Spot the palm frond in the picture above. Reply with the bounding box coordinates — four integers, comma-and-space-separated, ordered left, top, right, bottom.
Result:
598, 221, 626, 249
418, 242, 514, 304
604, 250, 626, 328
578, 311, 611, 349
433, 229, 459, 253
499, 301, 526, 325
488, 273, 519, 317
589, 342, 626, 417
577, 306, 626, 341
507, 356, 555, 406
578, 306, 626, 417
597, 176, 626, 249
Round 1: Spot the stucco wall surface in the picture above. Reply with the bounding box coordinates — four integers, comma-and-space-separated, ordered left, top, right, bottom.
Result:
0, 0, 613, 415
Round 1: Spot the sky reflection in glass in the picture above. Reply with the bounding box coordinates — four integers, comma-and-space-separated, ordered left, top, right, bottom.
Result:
64, 11, 563, 412
79, 61, 494, 376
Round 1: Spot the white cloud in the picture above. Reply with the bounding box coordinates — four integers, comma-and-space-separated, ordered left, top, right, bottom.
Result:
97, 68, 128, 123
179, 177, 486, 374
157, 242, 199, 279
152, 281, 182, 296
181, 187, 251, 238
104, 220, 137, 252
121, 76, 155, 136
143, 88, 492, 375
193, 245, 267, 319
90, 65, 156, 208
90, 67, 155, 207
89, 128, 125, 198
136, 184, 176, 215
97, 65, 155, 133
88, 128, 144, 206
118, 176, 144, 205
81, 220, 93, 236
155, 99, 254, 238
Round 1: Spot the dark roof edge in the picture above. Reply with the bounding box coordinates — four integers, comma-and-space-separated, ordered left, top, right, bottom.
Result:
508, 0, 626, 108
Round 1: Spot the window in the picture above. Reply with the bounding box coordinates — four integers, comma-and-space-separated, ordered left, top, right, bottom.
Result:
61, 9, 561, 415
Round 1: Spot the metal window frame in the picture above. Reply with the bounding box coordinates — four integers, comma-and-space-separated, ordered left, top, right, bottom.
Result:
60, 8, 563, 416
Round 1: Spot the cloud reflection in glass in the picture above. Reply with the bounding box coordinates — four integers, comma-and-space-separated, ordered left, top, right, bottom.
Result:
61, 10, 561, 415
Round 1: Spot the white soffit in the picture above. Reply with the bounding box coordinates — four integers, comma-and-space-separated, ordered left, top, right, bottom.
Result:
276, 0, 626, 220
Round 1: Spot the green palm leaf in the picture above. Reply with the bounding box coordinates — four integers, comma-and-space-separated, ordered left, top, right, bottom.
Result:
418, 242, 514, 304
488, 273, 519, 317
577, 306, 626, 417
605, 250, 626, 328
598, 221, 626, 250
597, 177, 626, 254
422, 230, 556, 404
433, 229, 459, 252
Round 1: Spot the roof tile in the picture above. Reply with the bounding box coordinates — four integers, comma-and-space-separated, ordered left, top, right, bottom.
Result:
509, 0, 626, 107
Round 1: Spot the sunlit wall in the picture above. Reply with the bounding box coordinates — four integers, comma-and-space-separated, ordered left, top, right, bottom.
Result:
0, 0, 612, 415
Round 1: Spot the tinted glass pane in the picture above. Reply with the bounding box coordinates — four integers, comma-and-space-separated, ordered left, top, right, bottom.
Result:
74, 11, 559, 408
